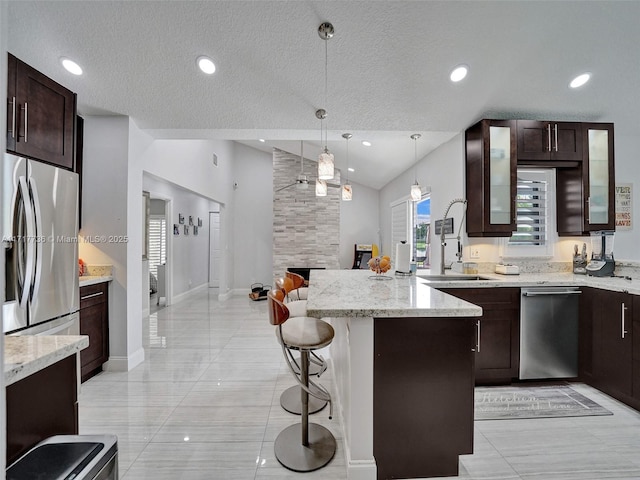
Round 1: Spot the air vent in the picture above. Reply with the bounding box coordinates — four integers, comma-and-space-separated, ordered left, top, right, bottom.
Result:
212, 154, 218, 166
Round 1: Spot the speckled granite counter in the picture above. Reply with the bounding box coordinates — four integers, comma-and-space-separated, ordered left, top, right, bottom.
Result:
306, 269, 482, 318
79, 275, 113, 287
5, 335, 89, 386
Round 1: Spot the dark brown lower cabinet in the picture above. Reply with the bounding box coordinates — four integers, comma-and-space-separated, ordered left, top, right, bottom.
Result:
633, 295, 640, 405
439, 288, 520, 384
6, 355, 78, 465
374, 316, 475, 480
80, 282, 110, 382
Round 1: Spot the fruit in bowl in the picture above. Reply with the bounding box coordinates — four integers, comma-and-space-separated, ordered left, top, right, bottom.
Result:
368, 255, 391, 274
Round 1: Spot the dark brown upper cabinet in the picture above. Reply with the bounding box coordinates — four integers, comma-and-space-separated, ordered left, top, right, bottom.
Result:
517, 120, 583, 163
582, 123, 615, 232
6, 53, 76, 170
465, 119, 517, 237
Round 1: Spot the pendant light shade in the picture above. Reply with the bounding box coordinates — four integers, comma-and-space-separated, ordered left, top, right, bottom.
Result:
342, 184, 353, 201
318, 148, 335, 180
410, 182, 422, 201
410, 133, 422, 202
342, 132, 353, 201
315, 179, 328, 197
317, 23, 335, 180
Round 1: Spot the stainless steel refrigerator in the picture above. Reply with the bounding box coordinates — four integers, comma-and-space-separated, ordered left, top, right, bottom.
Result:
3, 153, 79, 335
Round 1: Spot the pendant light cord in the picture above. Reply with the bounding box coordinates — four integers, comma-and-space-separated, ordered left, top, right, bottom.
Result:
324, 35, 328, 149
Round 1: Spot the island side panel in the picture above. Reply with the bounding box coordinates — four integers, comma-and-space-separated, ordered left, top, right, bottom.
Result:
330, 316, 377, 480
6, 354, 78, 465
374, 316, 476, 480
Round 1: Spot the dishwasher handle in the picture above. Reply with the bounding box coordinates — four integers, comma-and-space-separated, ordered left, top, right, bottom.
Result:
522, 290, 582, 297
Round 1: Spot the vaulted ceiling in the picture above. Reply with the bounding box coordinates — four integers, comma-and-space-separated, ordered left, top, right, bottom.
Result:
6, 1, 639, 189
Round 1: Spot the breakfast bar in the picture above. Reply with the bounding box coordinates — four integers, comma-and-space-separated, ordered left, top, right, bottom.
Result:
306, 269, 482, 480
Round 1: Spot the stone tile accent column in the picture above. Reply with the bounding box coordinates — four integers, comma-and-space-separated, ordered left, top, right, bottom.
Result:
273, 148, 340, 281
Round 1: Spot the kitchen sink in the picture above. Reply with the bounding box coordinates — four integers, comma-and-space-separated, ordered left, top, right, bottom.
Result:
418, 274, 493, 282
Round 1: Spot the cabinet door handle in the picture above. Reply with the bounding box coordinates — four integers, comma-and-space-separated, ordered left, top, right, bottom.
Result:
622, 303, 628, 339
587, 197, 591, 224
547, 124, 552, 152
21, 102, 28, 143
8, 96, 16, 139
81, 291, 104, 301
476, 320, 481, 353
554, 124, 559, 152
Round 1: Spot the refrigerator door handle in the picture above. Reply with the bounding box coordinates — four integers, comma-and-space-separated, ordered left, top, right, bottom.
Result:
17, 176, 36, 307
28, 177, 43, 302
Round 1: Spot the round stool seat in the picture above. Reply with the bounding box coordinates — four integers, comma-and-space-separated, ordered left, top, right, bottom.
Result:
284, 299, 307, 318
280, 317, 334, 350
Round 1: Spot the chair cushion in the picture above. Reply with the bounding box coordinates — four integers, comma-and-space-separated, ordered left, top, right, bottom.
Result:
284, 299, 307, 318
280, 317, 334, 349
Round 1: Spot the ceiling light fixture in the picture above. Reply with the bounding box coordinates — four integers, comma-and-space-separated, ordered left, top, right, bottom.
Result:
569, 72, 591, 89
348, 167, 355, 173
197, 56, 216, 75
410, 134, 422, 202
361, 141, 372, 147
317, 22, 335, 181
450, 64, 468, 82
258, 138, 265, 143
61, 57, 83, 76
342, 133, 353, 201
315, 179, 328, 197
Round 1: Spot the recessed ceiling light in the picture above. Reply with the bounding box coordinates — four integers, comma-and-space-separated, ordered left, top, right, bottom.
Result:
61, 57, 82, 76
450, 64, 468, 83
362, 141, 372, 147
197, 56, 216, 75
348, 167, 355, 172
258, 139, 265, 143
569, 72, 591, 88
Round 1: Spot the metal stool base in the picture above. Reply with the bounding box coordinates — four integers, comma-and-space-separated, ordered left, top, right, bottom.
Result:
274, 423, 336, 472
280, 386, 327, 415
291, 355, 324, 376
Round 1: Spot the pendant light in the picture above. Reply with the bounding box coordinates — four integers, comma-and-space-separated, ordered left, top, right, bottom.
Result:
410, 134, 422, 202
315, 179, 328, 197
317, 22, 335, 180
342, 133, 353, 201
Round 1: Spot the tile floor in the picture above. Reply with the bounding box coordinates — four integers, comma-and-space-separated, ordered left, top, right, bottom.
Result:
79, 289, 640, 480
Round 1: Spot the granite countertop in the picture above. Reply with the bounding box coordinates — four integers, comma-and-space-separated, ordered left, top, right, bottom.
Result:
306, 269, 483, 318
305, 269, 640, 319
414, 270, 640, 295
5, 335, 89, 386
79, 275, 113, 287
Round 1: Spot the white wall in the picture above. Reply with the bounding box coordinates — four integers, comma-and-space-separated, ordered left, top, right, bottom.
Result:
231, 142, 274, 289
379, 135, 466, 270
79, 115, 152, 371
611, 132, 639, 262
340, 181, 380, 269
142, 138, 236, 295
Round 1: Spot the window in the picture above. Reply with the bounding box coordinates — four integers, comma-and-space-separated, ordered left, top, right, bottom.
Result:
502, 169, 555, 257
413, 196, 431, 267
148, 215, 166, 278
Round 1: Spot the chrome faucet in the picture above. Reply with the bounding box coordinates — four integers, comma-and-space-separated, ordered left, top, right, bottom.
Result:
440, 198, 468, 275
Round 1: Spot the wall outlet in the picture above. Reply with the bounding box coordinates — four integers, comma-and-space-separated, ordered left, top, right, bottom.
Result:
470, 247, 480, 259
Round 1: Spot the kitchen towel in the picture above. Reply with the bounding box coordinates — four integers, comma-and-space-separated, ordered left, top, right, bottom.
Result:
395, 242, 411, 273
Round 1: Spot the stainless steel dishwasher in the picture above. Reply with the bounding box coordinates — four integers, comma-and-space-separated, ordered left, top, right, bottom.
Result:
520, 287, 581, 380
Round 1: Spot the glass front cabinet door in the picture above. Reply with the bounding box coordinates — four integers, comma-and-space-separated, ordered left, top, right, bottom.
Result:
583, 123, 615, 232
466, 119, 517, 237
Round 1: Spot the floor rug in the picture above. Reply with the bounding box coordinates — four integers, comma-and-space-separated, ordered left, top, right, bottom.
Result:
475, 384, 613, 420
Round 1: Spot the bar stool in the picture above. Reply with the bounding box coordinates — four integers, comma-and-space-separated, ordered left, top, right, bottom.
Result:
286, 271, 308, 300
275, 278, 328, 415
267, 290, 336, 472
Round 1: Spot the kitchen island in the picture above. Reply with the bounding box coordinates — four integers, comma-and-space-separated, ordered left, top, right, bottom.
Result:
306, 270, 482, 480
5, 335, 88, 465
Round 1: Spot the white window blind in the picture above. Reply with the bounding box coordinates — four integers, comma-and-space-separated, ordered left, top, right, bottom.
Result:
148, 215, 167, 277
509, 176, 547, 246
391, 201, 409, 265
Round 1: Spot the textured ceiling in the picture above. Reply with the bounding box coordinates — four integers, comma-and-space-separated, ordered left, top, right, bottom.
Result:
6, 1, 639, 189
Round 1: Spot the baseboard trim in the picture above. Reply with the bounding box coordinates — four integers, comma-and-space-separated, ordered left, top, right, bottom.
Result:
172, 282, 208, 304
103, 347, 145, 372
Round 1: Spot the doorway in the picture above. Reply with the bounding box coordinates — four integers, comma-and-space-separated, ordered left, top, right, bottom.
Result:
208, 211, 220, 288
149, 198, 168, 308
